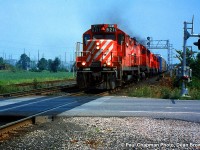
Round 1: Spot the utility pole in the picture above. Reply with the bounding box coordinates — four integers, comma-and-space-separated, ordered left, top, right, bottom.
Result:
65, 52, 66, 63
38, 50, 40, 62
181, 16, 200, 96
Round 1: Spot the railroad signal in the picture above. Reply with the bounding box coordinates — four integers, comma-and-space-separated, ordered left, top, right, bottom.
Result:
193, 39, 200, 50
147, 37, 151, 47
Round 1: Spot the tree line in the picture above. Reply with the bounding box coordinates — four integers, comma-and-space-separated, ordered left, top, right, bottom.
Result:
0, 53, 63, 72
2, 50, 200, 76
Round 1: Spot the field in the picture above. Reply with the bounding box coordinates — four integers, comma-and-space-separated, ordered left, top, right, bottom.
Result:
0, 70, 74, 85
0, 70, 200, 99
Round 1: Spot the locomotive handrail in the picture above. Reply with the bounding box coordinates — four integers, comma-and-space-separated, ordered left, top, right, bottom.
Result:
76, 51, 91, 57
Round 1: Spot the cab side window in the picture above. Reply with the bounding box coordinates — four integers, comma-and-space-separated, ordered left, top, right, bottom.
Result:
118, 34, 124, 45
142, 49, 146, 54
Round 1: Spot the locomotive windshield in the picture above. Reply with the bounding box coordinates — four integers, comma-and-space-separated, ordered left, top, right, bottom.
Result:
93, 34, 116, 40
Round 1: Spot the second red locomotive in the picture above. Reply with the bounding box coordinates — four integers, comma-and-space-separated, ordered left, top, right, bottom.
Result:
76, 24, 166, 89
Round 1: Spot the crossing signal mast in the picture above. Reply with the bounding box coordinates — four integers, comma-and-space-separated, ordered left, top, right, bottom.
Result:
181, 16, 200, 97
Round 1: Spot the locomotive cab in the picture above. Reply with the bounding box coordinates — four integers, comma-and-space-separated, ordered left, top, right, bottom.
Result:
76, 24, 123, 89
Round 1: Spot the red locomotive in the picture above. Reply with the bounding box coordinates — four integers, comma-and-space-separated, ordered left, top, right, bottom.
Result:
76, 24, 166, 89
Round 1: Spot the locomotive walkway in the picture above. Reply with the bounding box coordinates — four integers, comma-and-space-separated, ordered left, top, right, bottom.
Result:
0, 96, 199, 123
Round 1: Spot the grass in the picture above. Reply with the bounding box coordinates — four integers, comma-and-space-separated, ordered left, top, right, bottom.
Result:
0, 70, 75, 94
0, 84, 19, 94
127, 85, 181, 99
120, 76, 200, 100
0, 70, 75, 86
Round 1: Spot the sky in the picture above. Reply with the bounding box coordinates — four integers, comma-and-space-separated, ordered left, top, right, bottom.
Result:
0, 0, 200, 64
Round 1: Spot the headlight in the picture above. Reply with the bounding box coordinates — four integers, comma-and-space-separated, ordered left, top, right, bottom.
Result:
96, 42, 100, 46
107, 61, 111, 66
96, 46, 100, 49
82, 61, 86, 66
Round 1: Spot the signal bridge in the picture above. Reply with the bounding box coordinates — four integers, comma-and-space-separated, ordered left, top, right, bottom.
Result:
143, 38, 173, 72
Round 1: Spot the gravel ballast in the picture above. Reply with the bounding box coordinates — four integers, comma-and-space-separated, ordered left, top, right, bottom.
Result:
0, 117, 200, 149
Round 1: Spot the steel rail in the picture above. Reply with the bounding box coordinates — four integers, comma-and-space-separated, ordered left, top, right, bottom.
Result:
0, 90, 108, 141
0, 83, 77, 98
11, 79, 75, 87
0, 98, 79, 140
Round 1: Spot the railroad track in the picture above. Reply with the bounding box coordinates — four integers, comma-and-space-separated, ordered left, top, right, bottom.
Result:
0, 90, 109, 141
8, 79, 75, 88
68, 89, 110, 96
0, 74, 165, 141
0, 82, 77, 98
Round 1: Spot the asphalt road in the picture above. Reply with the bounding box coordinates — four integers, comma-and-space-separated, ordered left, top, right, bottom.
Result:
59, 96, 200, 123
0, 96, 199, 123
0, 96, 99, 117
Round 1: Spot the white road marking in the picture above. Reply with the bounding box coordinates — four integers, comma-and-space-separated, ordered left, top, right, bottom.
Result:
166, 107, 188, 109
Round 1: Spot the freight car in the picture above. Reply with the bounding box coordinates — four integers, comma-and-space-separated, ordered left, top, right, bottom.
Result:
76, 24, 166, 89
155, 54, 167, 73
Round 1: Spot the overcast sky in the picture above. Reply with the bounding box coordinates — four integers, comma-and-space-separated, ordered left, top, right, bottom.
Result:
0, 0, 200, 63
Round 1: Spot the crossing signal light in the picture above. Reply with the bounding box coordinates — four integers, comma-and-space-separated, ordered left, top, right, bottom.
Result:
194, 39, 200, 50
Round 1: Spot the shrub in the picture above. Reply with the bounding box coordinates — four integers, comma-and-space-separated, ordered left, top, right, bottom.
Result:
161, 87, 171, 99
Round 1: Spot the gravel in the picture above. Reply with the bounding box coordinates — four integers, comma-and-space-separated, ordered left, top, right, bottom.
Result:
0, 117, 200, 150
